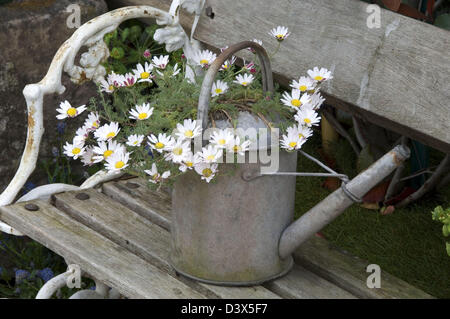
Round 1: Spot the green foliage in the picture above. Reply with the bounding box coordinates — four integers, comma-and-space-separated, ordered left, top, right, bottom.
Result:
434, 13, 450, 30
432, 206, 450, 256
103, 21, 163, 74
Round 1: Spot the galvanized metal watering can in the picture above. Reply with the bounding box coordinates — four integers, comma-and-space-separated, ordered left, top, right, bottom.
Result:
170, 41, 410, 286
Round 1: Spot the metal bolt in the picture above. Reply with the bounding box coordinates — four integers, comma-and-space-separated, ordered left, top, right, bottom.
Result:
205, 6, 214, 19
24, 203, 39, 211
75, 193, 90, 200
125, 182, 140, 189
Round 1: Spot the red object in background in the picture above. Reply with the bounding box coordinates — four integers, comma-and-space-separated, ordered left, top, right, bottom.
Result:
384, 187, 417, 206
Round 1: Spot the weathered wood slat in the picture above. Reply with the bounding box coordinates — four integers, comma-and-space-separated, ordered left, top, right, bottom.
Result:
108, 0, 450, 152
103, 177, 433, 299
0, 200, 205, 299
101, 178, 359, 299
55, 188, 280, 299
294, 236, 434, 299
263, 265, 356, 299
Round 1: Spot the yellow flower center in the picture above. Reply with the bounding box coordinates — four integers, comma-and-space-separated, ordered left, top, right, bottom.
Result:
202, 168, 213, 177
242, 82, 248, 86
289, 141, 297, 148
314, 75, 324, 81
298, 133, 304, 139
206, 155, 216, 161
184, 130, 194, 138
299, 85, 308, 92
108, 85, 114, 91
133, 141, 138, 145
115, 161, 125, 169
93, 121, 99, 128
152, 174, 159, 181
72, 147, 81, 155
218, 139, 226, 145
200, 59, 209, 65
233, 145, 241, 153
107, 132, 116, 138
138, 113, 148, 120
215, 88, 222, 94
67, 108, 77, 117
173, 147, 183, 156
291, 99, 301, 107
304, 118, 311, 124
103, 150, 113, 158
276, 34, 284, 39
186, 161, 193, 167
155, 142, 164, 149
140, 72, 150, 79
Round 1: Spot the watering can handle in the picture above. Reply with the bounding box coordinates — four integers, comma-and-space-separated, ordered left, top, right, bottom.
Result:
197, 41, 274, 130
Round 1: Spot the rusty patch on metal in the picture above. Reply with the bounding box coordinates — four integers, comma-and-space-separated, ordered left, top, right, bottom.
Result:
26, 106, 36, 152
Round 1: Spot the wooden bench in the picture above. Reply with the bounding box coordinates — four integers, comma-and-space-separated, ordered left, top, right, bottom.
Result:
109, 0, 450, 154
0, 177, 432, 298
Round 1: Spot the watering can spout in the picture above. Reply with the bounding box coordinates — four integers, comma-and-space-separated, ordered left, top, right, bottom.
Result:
278, 145, 411, 259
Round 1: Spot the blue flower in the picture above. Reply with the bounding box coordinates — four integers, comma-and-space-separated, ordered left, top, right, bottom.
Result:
15, 269, 30, 284
37, 268, 54, 283
57, 121, 66, 135
24, 181, 36, 194
144, 145, 154, 158
89, 285, 96, 290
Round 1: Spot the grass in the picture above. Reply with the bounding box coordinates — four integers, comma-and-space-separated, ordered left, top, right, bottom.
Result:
294, 131, 450, 298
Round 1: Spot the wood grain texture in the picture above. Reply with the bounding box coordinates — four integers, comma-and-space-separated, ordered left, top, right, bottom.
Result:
0, 200, 205, 299
101, 178, 354, 298
108, 0, 450, 152
55, 188, 280, 299
294, 236, 434, 299
102, 177, 433, 299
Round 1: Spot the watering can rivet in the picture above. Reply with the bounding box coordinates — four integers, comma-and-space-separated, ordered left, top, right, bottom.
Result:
24, 203, 39, 211
75, 193, 90, 201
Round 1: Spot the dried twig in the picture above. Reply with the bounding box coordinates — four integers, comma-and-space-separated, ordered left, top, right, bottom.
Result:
322, 108, 361, 155
396, 154, 450, 208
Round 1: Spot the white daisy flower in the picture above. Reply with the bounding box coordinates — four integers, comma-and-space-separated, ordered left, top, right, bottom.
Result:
74, 125, 90, 144
121, 73, 137, 87
152, 55, 170, 69
80, 146, 95, 166
198, 144, 223, 163
307, 67, 333, 82
129, 103, 154, 121
171, 63, 181, 77
63, 140, 85, 159
227, 136, 251, 156
84, 112, 100, 131
175, 119, 202, 140
193, 49, 216, 68
287, 125, 313, 141
92, 140, 126, 163
290, 76, 316, 93
144, 163, 171, 184
164, 139, 191, 163
178, 151, 201, 172
147, 133, 175, 153
294, 106, 321, 127
280, 129, 306, 151
209, 129, 234, 149
104, 151, 130, 172
133, 62, 154, 83
211, 80, 229, 97
94, 122, 121, 141
280, 90, 311, 110
56, 100, 86, 120
220, 56, 236, 71
248, 39, 263, 53
269, 26, 290, 41
194, 162, 218, 183
233, 73, 254, 87
100, 72, 122, 93
126, 134, 145, 147
310, 92, 325, 110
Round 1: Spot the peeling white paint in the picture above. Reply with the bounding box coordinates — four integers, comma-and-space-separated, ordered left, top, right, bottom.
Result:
385, 18, 400, 37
